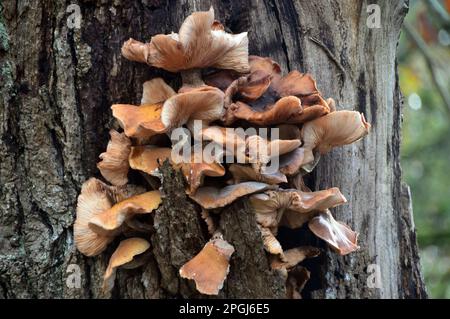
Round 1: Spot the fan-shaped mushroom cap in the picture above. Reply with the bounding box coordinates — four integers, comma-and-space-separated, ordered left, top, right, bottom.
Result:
228, 164, 287, 185
250, 190, 297, 229
289, 187, 347, 213
97, 130, 131, 186
141, 78, 176, 105
270, 246, 320, 271
179, 235, 235, 295
224, 70, 272, 106
249, 55, 281, 77
129, 145, 225, 194
112, 103, 166, 138
74, 178, 116, 256
301, 110, 371, 165
189, 182, 273, 209
122, 8, 249, 73
227, 96, 302, 126
246, 135, 301, 172
88, 191, 162, 233
129, 146, 172, 176
308, 210, 359, 255
74, 178, 145, 256
102, 238, 151, 293
279, 148, 305, 176
161, 86, 225, 130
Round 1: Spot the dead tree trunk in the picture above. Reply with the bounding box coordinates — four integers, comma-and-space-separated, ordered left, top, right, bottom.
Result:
0, 0, 426, 298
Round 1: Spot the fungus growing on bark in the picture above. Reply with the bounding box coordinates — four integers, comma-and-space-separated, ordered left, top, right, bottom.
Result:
102, 237, 151, 293
179, 234, 235, 295
308, 210, 359, 255
75, 6, 371, 298
88, 190, 162, 234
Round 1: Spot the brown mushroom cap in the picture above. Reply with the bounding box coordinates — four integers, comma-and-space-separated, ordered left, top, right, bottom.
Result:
308, 210, 359, 255
301, 110, 371, 165
227, 96, 302, 126
88, 191, 162, 233
129, 146, 172, 176
250, 190, 297, 229
179, 235, 235, 295
129, 145, 225, 194
74, 178, 116, 256
189, 182, 273, 209
122, 8, 249, 73
102, 237, 151, 293
161, 86, 225, 130
141, 78, 176, 105
258, 225, 284, 256
229, 164, 287, 185
249, 55, 282, 77
279, 148, 305, 176
112, 103, 166, 138
279, 188, 347, 229
97, 130, 131, 186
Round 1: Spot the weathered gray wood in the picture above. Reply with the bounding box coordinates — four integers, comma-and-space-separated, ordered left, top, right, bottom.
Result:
0, 0, 426, 298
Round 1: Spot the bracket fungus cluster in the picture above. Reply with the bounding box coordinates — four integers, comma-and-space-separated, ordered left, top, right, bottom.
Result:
74, 7, 370, 298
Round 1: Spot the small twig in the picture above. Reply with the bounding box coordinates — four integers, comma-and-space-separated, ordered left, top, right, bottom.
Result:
308, 36, 347, 79
403, 21, 450, 116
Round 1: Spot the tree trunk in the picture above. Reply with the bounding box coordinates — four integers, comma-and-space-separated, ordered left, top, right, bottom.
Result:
0, 0, 426, 299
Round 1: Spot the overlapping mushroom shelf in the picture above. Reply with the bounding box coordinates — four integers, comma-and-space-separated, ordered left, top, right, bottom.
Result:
74, 7, 370, 298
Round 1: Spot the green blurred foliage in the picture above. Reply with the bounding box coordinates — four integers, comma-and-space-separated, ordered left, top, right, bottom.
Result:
399, 0, 450, 298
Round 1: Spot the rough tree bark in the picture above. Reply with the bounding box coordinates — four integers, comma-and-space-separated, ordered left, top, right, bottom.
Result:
0, 0, 426, 298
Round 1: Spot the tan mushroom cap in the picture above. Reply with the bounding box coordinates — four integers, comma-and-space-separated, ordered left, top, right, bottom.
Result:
129, 146, 172, 176
308, 210, 359, 255
88, 191, 162, 234
229, 164, 287, 185
74, 178, 116, 256
271, 70, 318, 97
179, 235, 235, 295
270, 246, 320, 271
141, 78, 176, 105
189, 182, 273, 209
97, 130, 131, 186
276, 124, 302, 141
301, 110, 371, 165
289, 187, 347, 213
122, 7, 249, 73
227, 96, 302, 126
102, 237, 151, 293
112, 103, 166, 138
129, 145, 225, 194
249, 55, 282, 77
161, 86, 225, 130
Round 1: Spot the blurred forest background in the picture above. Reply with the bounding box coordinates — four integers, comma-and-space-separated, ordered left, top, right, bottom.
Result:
399, 0, 450, 298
